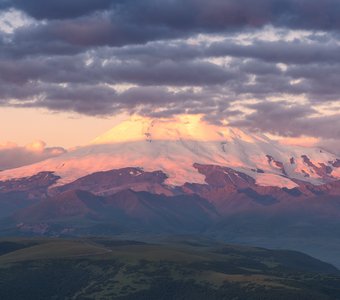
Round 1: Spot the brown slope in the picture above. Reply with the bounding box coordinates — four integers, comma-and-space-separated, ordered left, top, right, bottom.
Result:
104, 189, 219, 231
50, 167, 172, 196
12, 189, 219, 234
14, 190, 104, 223
0, 172, 60, 199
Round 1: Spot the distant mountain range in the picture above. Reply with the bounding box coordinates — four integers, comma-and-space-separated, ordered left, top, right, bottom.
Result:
0, 115, 340, 267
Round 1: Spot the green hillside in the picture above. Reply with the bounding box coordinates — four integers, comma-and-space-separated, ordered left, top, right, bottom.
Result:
0, 237, 339, 300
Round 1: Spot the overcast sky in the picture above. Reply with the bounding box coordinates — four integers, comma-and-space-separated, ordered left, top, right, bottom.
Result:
0, 0, 339, 169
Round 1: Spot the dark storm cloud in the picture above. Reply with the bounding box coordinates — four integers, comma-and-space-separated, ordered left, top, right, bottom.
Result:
0, 55, 236, 86
1, 78, 232, 117
0, 0, 339, 146
2, 0, 340, 30
231, 101, 340, 139
0, 16, 179, 59
12, 84, 120, 115
207, 40, 340, 65
108, 38, 340, 66
0, 52, 339, 117
1, 0, 340, 58
0, 0, 115, 19
287, 64, 340, 101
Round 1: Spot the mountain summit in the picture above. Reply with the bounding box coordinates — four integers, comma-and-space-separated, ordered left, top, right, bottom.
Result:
0, 115, 339, 188
91, 115, 265, 144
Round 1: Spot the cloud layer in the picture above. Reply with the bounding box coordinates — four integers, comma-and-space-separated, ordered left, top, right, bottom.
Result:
0, 0, 339, 153
0, 141, 66, 170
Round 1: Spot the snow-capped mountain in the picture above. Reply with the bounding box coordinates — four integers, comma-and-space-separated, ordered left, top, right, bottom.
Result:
0, 115, 339, 189
1, 115, 340, 267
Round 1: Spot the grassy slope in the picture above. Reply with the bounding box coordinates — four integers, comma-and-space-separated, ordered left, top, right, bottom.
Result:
0, 237, 339, 300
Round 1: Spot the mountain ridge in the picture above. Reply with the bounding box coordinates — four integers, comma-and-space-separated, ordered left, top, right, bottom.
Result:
0, 115, 339, 189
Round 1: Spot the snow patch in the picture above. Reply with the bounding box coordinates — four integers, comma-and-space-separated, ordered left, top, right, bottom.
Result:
255, 173, 298, 189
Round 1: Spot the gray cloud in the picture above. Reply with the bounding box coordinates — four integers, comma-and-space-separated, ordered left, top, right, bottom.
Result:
208, 40, 340, 65
0, 0, 115, 20
1, 0, 340, 59
0, 0, 339, 148
231, 101, 340, 140
2, 0, 340, 30
0, 55, 236, 86
7, 84, 227, 117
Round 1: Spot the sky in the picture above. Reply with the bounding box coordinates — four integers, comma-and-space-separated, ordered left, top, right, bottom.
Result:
0, 0, 339, 169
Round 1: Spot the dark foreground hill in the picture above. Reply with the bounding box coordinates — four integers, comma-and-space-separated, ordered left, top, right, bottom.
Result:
0, 237, 340, 300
